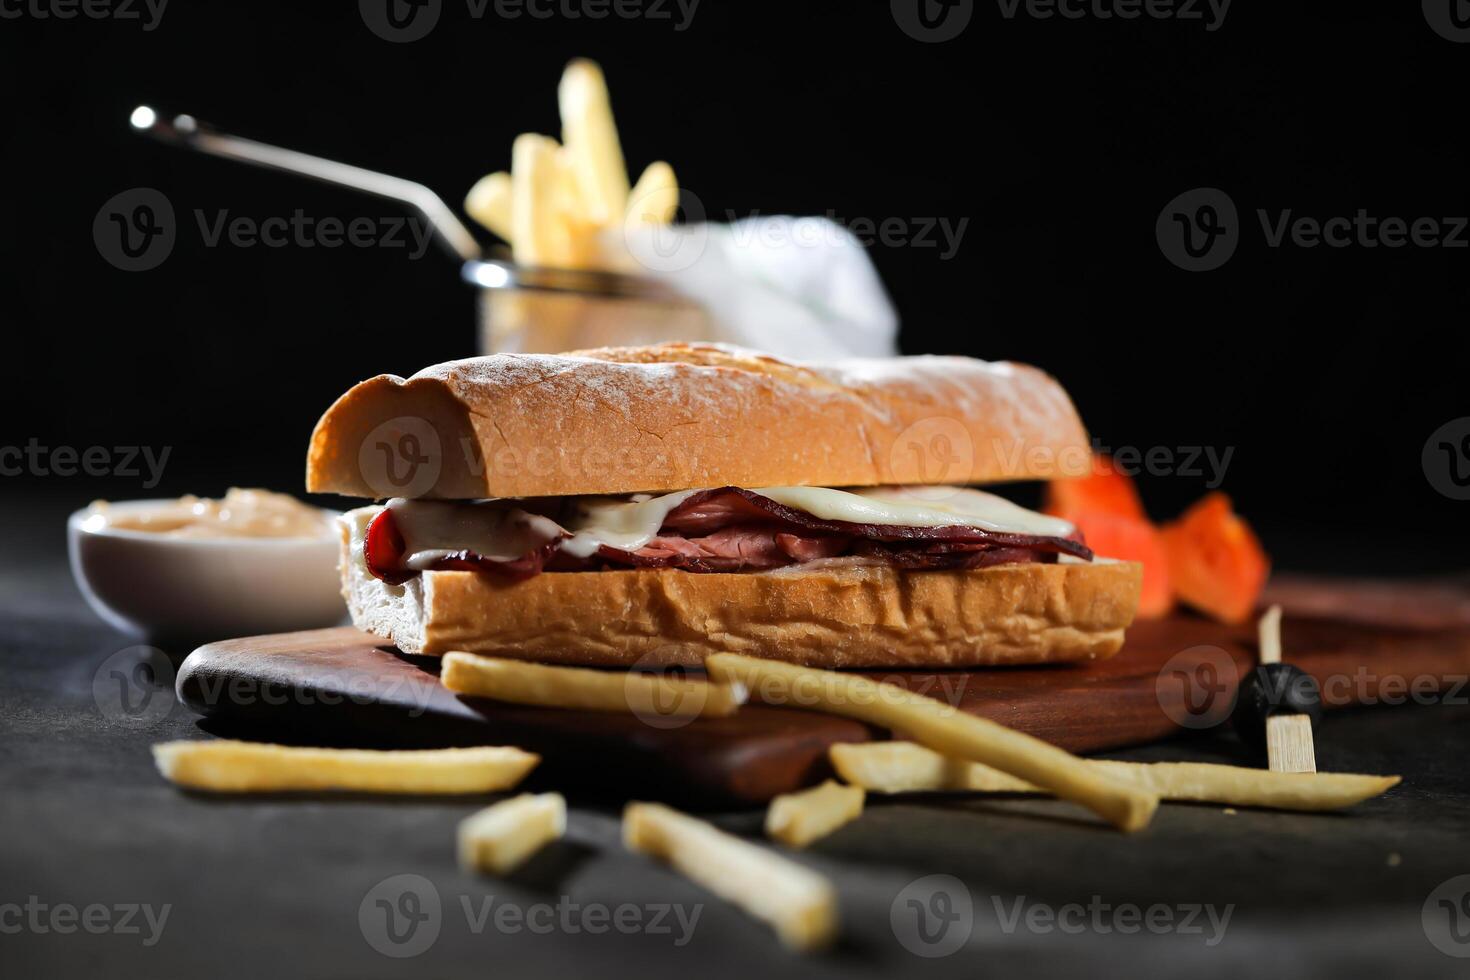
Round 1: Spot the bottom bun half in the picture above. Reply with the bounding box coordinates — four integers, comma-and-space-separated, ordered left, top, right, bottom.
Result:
339, 519, 1142, 668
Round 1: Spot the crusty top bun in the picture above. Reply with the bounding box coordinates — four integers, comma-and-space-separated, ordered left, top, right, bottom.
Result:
306, 343, 1091, 500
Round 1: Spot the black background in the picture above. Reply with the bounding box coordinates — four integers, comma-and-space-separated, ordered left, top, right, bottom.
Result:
3, 2, 1466, 572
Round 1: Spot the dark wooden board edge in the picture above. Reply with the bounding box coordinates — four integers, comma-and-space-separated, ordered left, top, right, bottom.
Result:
175, 629, 873, 805
174, 588, 1470, 804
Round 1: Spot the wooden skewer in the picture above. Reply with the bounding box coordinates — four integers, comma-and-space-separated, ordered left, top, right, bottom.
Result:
1258, 605, 1317, 773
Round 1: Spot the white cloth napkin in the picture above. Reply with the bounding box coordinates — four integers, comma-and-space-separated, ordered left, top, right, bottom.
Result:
614, 216, 899, 359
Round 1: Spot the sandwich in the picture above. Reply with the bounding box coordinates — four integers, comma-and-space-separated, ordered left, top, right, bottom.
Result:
306, 343, 1141, 668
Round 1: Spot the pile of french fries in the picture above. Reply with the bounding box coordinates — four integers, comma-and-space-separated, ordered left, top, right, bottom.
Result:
152, 610, 1401, 955
464, 59, 679, 270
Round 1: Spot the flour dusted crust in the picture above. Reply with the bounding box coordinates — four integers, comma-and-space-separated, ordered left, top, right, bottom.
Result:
307, 343, 1091, 499
338, 513, 1142, 668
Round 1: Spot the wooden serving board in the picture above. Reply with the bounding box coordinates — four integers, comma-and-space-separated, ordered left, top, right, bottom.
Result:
176, 576, 1470, 804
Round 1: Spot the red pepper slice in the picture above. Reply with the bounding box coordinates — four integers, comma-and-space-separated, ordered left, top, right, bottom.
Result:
363, 507, 413, 585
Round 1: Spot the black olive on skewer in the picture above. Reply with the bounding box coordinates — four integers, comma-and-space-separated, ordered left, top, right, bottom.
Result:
1231, 662, 1323, 754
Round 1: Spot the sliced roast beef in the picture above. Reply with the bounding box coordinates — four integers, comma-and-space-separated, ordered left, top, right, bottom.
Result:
363, 487, 1091, 582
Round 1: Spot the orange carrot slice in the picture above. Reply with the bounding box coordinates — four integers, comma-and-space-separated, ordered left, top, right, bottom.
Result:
1161, 493, 1270, 624
1066, 511, 1173, 619
1044, 456, 1147, 521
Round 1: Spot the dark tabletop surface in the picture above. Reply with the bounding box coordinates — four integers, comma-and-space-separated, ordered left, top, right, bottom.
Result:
5, 500, 1469, 980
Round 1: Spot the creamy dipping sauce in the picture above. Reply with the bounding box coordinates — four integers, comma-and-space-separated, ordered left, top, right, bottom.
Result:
85, 488, 334, 540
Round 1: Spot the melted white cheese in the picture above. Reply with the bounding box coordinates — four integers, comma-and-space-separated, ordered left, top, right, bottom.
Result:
753, 486, 1075, 538
380, 486, 1077, 569
559, 490, 699, 557
387, 498, 564, 570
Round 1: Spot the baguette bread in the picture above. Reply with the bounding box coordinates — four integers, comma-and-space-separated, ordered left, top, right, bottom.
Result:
308, 343, 1091, 500
338, 508, 1142, 667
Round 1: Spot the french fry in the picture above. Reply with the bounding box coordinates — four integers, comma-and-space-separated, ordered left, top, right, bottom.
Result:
624, 802, 837, 952
830, 741, 1033, 793
469, 58, 676, 274
765, 780, 864, 849
458, 793, 567, 874
558, 58, 630, 225
441, 652, 746, 719
704, 653, 1157, 832
553, 145, 604, 267
829, 742, 1401, 811
151, 740, 539, 795
626, 161, 679, 226
511, 132, 571, 267
464, 171, 513, 242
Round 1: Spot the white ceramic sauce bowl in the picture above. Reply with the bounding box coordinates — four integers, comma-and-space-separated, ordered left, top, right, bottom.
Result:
68, 500, 347, 641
